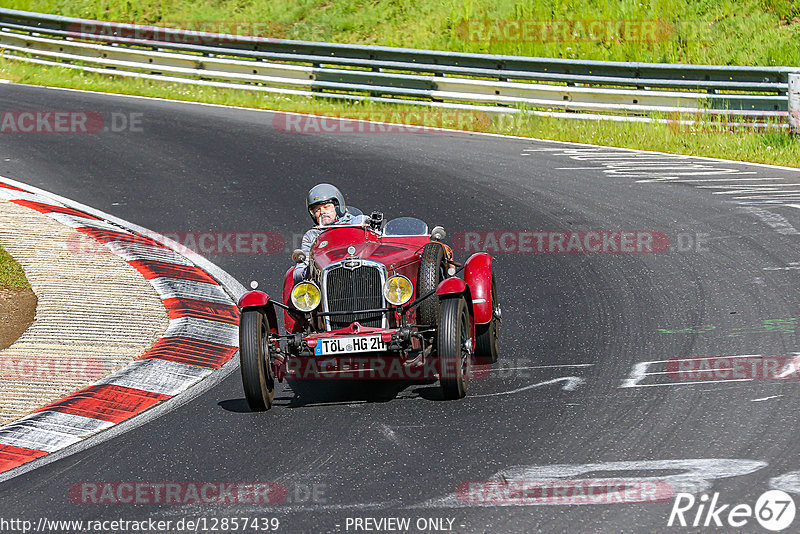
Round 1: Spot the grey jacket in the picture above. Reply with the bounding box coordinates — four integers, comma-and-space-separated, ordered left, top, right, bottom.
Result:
292, 212, 367, 283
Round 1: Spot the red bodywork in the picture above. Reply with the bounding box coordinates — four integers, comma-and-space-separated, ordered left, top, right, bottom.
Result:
269, 223, 494, 378
281, 226, 438, 331
238, 290, 279, 336
464, 253, 494, 325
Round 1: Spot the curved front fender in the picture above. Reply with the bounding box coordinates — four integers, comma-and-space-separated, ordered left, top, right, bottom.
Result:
238, 290, 279, 335
435, 277, 475, 350
464, 252, 494, 324
436, 277, 466, 296
238, 290, 271, 309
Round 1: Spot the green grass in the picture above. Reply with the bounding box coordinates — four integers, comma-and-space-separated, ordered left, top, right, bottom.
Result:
2, 56, 798, 167
0, 244, 31, 290
4, 0, 800, 65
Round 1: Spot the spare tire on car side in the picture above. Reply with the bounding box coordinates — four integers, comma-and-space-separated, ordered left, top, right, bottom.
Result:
416, 243, 446, 327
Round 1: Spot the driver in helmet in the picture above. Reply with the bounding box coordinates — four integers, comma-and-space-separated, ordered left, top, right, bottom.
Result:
293, 183, 367, 282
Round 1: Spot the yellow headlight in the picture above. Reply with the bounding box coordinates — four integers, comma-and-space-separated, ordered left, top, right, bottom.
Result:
384, 275, 413, 306
291, 281, 321, 312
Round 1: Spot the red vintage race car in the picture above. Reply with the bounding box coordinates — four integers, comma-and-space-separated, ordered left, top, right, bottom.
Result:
236, 213, 500, 410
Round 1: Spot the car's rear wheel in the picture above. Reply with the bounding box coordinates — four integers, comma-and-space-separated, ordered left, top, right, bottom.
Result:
475, 276, 500, 364
239, 310, 275, 411
417, 243, 446, 327
438, 296, 471, 399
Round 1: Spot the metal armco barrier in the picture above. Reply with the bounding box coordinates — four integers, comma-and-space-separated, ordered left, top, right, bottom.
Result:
790, 74, 800, 134
1, 7, 799, 126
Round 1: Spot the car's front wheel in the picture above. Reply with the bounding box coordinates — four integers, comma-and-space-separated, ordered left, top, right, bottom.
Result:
239, 310, 275, 411
437, 296, 471, 399
475, 277, 500, 364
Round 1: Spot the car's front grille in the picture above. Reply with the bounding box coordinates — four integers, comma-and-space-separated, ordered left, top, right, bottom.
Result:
325, 263, 384, 330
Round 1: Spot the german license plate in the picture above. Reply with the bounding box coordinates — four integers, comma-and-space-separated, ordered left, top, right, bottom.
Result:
314, 335, 387, 356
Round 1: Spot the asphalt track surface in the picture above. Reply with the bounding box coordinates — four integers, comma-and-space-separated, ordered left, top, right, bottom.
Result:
3, 84, 800, 533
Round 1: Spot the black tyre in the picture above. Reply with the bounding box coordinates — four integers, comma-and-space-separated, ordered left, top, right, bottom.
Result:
475, 277, 500, 364
437, 297, 471, 399
239, 310, 275, 411
417, 243, 446, 326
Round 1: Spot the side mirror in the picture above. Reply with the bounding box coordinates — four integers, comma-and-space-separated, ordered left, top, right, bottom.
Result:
430, 226, 446, 242
291, 249, 307, 264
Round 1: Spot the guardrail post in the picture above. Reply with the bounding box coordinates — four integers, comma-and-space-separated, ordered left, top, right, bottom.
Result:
790, 73, 800, 135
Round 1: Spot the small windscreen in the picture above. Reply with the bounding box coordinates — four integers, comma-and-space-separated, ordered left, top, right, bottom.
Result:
383, 217, 429, 236
348, 206, 363, 217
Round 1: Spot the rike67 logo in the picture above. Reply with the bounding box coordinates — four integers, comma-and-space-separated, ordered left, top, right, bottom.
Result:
668, 490, 796, 531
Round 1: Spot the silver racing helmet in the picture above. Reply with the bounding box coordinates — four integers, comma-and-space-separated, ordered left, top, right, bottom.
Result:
306, 183, 346, 222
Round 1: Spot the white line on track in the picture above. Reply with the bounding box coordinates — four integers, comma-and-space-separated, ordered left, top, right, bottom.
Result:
472, 377, 585, 397
680, 177, 786, 182
492, 364, 594, 371
751, 395, 783, 402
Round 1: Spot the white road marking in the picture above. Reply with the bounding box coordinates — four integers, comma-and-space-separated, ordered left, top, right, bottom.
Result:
625, 380, 753, 387
491, 363, 594, 371
471, 377, 585, 397
707, 186, 800, 194
771, 471, 800, 494
534, 146, 800, 207
377, 423, 402, 446
633, 171, 759, 179
719, 192, 800, 200
683, 177, 786, 182
764, 263, 800, 271
776, 354, 800, 378
412, 459, 767, 508
619, 355, 763, 388
605, 164, 712, 169
751, 395, 783, 402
